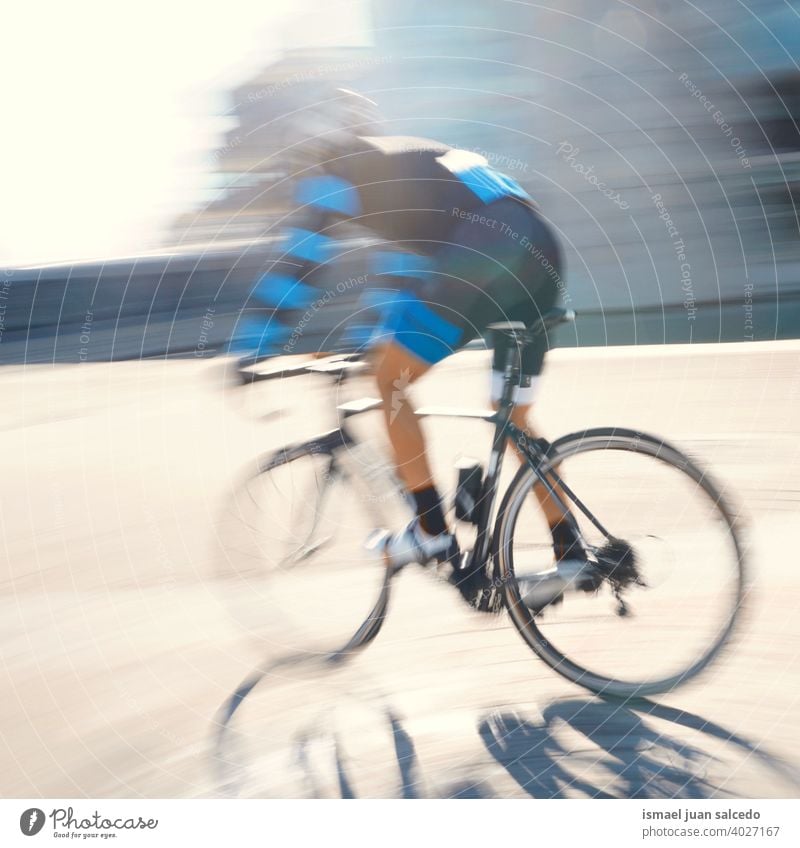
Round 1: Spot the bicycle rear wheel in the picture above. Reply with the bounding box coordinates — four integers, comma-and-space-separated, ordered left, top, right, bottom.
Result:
494, 428, 747, 698
215, 440, 402, 655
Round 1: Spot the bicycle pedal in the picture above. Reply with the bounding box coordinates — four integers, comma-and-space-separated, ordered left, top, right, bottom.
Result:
364, 530, 400, 569
363, 529, 419, 573
364, 529, 391, 553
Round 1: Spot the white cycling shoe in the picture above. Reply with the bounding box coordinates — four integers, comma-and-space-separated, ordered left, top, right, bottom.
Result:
367, 519, 460, 570
519, 558, 601, 613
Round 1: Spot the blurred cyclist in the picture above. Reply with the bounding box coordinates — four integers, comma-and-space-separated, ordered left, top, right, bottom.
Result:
232, 87, 576, 611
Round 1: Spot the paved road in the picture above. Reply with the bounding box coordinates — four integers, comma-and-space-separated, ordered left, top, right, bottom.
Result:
2, 341, 800, 798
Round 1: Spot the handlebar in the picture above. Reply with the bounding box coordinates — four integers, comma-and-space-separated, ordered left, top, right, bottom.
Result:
237, 352, 366, 385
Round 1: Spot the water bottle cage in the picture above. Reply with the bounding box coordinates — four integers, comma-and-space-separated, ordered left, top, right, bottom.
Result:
454, 460, 485, 524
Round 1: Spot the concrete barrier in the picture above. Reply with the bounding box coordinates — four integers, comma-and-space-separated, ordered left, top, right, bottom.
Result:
1, 249, 797, 364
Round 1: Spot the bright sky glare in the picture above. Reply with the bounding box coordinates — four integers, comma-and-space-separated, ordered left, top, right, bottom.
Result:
0, 0, 369, 265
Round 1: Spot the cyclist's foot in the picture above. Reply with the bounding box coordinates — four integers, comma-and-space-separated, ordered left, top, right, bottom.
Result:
448, 551, 595, 616
551, 519, 585, 564
520, 558, 604, 612
369, 519, 460, 570
518, 571, 566, 614
518, 529, 601, 614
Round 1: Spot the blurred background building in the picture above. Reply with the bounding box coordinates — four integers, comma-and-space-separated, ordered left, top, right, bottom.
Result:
171, 45, 379, 247
3, 0, 799, 363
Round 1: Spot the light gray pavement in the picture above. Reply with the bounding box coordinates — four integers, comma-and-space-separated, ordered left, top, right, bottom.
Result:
2, 341, 800, 798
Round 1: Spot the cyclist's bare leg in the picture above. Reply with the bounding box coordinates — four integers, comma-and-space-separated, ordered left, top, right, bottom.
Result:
372, 346, 577, 557
501, 404, 582, 561
500, 404, 565, 526
371, 341, 455, 540
371, 341, 433, 493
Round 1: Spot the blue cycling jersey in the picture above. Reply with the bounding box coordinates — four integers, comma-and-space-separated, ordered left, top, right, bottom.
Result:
231, 136, 539, 362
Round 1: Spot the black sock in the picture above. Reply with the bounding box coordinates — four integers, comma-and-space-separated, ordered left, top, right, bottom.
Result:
412, 486, 448, 536
550, 519, 581, 561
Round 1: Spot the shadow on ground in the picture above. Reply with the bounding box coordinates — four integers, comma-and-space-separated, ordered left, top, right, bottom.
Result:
214, 664, 800, 798
476, 698, 799, 799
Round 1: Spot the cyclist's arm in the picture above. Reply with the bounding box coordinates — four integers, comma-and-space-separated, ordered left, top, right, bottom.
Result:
230, 171, 362, 360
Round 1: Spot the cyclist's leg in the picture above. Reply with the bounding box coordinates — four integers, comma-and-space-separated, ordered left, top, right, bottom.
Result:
371, 340, 433, 493
367, 290, 464, 540
505, 402, 581, 563
504, 403, 568, 524
367, 201, 539, 539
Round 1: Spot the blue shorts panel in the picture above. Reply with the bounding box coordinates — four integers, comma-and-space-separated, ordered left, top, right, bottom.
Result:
368, 294, 462, 365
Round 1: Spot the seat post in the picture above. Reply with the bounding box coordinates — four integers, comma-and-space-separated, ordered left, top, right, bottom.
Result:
488, 322, 526, 415
473, 324, 524, 567
500, 343, 520, 412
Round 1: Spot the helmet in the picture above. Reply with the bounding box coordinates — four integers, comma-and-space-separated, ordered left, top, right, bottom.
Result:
284, 86, 384, 167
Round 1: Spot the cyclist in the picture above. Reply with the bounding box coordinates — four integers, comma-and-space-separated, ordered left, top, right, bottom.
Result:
231, 87, 580, 611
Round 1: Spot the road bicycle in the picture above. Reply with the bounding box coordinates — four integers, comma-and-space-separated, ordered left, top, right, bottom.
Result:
219, 308, 746, 700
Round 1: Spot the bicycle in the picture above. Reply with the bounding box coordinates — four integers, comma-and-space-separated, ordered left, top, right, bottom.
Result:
218, 308, 747, 700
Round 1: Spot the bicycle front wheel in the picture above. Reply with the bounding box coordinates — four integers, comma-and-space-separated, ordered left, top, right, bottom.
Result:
495, 428, 748, 698
215, 440, 401, 656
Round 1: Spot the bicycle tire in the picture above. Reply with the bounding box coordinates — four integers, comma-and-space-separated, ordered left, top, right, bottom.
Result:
215, 438, 393, 657
493, 427, 748, 698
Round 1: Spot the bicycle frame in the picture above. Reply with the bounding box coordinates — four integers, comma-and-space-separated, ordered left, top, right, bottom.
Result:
432, 327, 613, 575
249, 309, 612, 578
323, 333, 612, 577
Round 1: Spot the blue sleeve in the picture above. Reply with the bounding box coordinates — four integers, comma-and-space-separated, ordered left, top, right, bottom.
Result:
230, 173, 362, 358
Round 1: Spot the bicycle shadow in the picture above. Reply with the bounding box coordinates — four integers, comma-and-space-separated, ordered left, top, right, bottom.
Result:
292, 708, 420, 799
281, 695, 799, 799
476, 697, 800, 799
212, 652, 424, 798
212, 656, 799, 799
